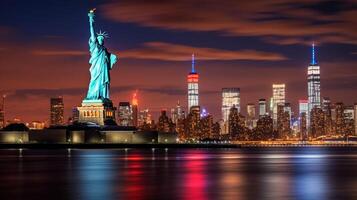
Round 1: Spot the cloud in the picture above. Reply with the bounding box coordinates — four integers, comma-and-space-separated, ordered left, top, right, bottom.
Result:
121, 42, 287, 61
101, 0, 357, 45
32, 50, 87, 56
30, 42, 286, 61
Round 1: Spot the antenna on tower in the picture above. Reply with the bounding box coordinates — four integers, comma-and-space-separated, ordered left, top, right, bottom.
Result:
311, 42, 317, 65
191, 53, 195, 73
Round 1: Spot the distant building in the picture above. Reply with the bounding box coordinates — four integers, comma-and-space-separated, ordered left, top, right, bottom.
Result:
0, 110, 4, 129
50, 97, 64, 126
344, 106, 354, 135
322, 97, 333, 136
186, 106, 200, 139
71, 107, 79, 123
0, 95, 5, 128
132, 92, 138, 127
171, 101, 184, 125
157, 110, 171, 133
255, 115, 274, 140
138, 109, 151, 127
187, 54, 199, 111
300, 112, 307, 140
299, 100, 308, 116
118, 102, 132, 126
354, 104, 357, 135
307, 43, 321, 113
222, 88, 240, 133
199, 114, 213, 139
272, 84, 285, 127
258, 99, 267, 117
310, 107, 325, 138
228, 105, 245, 139
277, 104, 290, 139
334, 102, 345, 135
29, 121, 45, 130
246, 103, 256, 129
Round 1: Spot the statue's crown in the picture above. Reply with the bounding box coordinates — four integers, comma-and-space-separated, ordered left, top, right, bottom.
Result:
97, 30, 109, 38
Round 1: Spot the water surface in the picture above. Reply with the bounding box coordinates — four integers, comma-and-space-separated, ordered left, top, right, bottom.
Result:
0, 147, 356, 200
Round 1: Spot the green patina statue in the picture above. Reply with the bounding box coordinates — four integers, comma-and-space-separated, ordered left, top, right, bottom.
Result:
86, 9, 117, 101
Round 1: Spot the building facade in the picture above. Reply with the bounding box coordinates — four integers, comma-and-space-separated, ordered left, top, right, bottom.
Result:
246, 103, 256, 129
221, 88, 240, 133
355, 104, 357, 135
258, 99, 267, 117
187, 54, 199, 111
308, 43, 321, 113
50, 97, 64, 126
118, 102, 132, 126
272, 84, 285, 126
132, 92, 138, 127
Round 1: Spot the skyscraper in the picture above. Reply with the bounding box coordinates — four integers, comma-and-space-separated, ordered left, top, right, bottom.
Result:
308, 43, 321, 113
272, 84, 285, 126
354, 104, 357, 135
138, 109, 151, 126
50, 97, 64, 126
258, 99, 267, 117
187, 54, 199, 111
246, 103, 256, 129
72, 107, 79, 123
132, 91, 138, 127
310, 107, 325, 138
0, 95, 6, 128
247, 104, 256, 119
299, 100, 308, 137
157, 110, 171, 133
299, 100, 308, 116
322, 97, 333, 135
118, 102, 132, 126
344, 106, 354, 135
221, 88, 240, 133
277, 103, 291, 138
335, 102, 344, 135
171, 100, 184, 125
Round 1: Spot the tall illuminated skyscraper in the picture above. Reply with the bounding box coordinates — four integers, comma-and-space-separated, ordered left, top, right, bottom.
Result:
308, 43, 321, 113
258, 99, 267, 117
187, 54, 199, 111
50, 97, 64, 126
132, 91, 138, 127
221, 88, 240, 134
272, 84, 285, 126
246, 103, 256, 129
222, 88, 240, 121
299, 100, 309, 116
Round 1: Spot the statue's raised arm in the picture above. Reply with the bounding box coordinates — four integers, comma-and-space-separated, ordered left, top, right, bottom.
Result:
88, 9, 96, 42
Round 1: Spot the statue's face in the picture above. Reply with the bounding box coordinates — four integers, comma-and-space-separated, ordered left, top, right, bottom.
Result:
97, 36, 104, 45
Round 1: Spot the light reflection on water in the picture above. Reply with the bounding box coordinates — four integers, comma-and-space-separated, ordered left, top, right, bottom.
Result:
0, 148, 356, 200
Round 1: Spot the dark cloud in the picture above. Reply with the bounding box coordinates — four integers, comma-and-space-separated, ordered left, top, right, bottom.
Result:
32, 50, 87, 56
121, 42, 287, 61
102, 0, 357, 45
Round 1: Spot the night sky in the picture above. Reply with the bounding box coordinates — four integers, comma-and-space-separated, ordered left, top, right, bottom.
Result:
1, 0, 357, 123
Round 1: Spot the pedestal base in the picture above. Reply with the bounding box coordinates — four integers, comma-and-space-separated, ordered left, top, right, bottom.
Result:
77, 99, 116, 126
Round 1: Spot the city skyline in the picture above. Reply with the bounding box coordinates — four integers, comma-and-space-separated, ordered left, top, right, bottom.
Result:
1, 0, 357, 123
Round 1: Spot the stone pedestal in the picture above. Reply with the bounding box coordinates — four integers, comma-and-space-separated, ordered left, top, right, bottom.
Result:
77, 99, 116, 126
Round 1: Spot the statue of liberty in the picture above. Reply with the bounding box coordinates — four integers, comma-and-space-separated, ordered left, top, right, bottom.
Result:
85, 9, 117, 101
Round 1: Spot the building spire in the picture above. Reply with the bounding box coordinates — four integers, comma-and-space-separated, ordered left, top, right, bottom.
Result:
191, 53, 195, 73
311, 42, 317, 65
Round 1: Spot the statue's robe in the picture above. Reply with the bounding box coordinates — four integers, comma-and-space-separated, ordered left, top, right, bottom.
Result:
86, 38, 117, 100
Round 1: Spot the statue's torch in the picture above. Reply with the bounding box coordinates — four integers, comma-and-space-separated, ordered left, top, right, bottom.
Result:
88, 8, 96, 18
